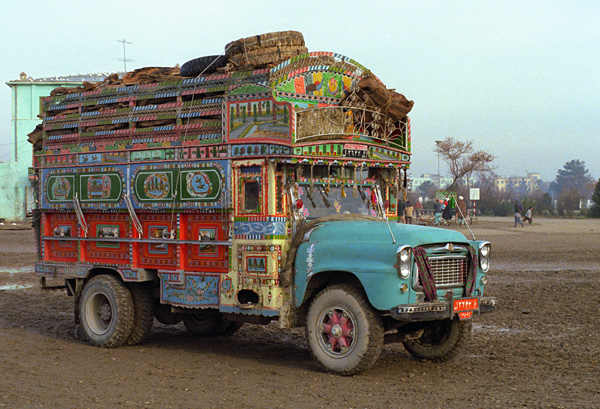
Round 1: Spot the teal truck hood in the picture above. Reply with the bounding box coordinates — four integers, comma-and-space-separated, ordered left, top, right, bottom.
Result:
293, 219, 474, 310
304, 220, 470, 247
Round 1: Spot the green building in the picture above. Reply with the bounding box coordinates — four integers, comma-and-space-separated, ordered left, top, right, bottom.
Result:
1, 73, 108, 221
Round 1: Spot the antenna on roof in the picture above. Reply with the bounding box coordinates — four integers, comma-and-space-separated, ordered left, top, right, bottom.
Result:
117, 39, 133, 73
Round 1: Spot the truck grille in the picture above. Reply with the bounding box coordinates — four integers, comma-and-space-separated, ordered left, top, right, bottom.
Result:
423, 257, 469, 287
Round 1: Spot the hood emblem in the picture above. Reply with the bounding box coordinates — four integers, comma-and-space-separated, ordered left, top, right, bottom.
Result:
432, 242, 463, 252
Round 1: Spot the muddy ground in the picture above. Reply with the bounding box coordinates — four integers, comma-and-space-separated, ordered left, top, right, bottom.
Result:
1, 217, 599, 408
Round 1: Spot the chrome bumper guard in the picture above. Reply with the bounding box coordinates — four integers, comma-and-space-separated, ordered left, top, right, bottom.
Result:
390, 296, 497, 322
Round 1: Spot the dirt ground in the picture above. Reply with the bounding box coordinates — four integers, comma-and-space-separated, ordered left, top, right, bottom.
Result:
1, 217, 599, 409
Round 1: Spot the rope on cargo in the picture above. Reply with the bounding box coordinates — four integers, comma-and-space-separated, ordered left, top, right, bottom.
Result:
168, 49, 233, 231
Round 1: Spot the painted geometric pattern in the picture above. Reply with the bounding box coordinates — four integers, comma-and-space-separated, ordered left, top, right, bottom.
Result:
237, 244, 282, 283
160, 273, 220, 307
42, 166, 126, 209
130, 160, 228, 209
233, 217, 287, 239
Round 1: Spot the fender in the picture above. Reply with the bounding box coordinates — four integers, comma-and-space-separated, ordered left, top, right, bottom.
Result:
294, 241, 413, 311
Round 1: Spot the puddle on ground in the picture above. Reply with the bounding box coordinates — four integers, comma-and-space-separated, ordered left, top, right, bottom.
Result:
473, 323, 526, 335
0, 267, 33, 274
0, 284, 34, 291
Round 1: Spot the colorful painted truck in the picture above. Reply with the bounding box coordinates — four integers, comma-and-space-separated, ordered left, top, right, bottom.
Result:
32, 42, 495, 375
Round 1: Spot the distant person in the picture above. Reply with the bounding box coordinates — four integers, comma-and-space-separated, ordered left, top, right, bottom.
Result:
397, 198, 406, 223
522, 206, 533, 225
442, 198, 453, 225
405, 200, 414, 224
433, 199, 443, 225
414, 200, 423, 219
457, 196, 468, 226
514, 199, 524, 228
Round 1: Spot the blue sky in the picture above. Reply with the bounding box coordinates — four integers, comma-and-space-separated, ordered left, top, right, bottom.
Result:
1, 0, 598, 181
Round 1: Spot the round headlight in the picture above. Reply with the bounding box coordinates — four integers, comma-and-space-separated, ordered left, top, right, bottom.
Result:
400, 264, 411, 279
399, 248, 410, 263
480, 258, 489, 273
480, 244, 490, 257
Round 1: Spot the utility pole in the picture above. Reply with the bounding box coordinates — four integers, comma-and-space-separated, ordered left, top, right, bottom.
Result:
117, 39, 133, 72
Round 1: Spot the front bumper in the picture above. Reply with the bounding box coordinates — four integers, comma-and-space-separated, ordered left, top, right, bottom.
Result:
390, 296, 497, 322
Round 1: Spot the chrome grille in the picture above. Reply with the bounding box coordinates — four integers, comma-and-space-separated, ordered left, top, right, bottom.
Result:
424, 257, 468, 287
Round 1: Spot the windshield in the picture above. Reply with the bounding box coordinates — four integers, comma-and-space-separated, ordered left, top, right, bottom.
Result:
295, 183, 379, 220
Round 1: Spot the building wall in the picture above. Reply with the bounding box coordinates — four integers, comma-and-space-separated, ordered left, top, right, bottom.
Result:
0, 81, 83, 220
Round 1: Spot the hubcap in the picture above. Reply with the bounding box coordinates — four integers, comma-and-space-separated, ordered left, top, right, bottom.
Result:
318, 307, 357, 358
86, 292, 113, 335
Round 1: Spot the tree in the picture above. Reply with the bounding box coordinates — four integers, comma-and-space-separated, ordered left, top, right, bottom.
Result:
550, 160, 593, 198
557, 188, 580, 217
434, 138, 495, 191
590, 179, 600, 218
417, 180, 436, 200
550, 160, 594, 215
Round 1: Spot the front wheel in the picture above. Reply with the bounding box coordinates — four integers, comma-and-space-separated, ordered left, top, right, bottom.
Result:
306, 284, 384, 376
403, 318, 472, 362
79, 275, 134, 348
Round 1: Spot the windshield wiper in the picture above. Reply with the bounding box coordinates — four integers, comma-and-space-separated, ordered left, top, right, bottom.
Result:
306, 188, 317, 208
358, 187, 367, 202
317, 186, 331, 208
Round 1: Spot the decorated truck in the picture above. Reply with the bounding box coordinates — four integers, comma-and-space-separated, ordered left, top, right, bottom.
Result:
31, 32, 495, 375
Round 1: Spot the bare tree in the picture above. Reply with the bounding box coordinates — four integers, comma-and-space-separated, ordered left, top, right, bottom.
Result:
434, 137, 495, 190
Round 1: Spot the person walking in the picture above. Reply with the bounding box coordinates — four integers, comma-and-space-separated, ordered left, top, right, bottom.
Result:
414, 200, 423, 219
433, 199, 442, 225
522, 206, 533, 225
514, 199, 524, 228
405, 200, 414, 224
397, 197, 406, 223
442, 198, 453, 225
457, 196, 468, 225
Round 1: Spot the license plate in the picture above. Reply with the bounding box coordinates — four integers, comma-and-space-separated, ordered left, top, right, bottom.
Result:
453, 298, 478, 320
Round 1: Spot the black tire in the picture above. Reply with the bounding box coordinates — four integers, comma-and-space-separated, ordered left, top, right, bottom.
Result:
124, 284, 154, 346
180, 55, 227, 77
79, 275, 134, 348
306, 284, 384, 376
182, 310, 230, 336
153, 299, 183, 325
403, 318, 472, 362
73, 290, 85, 341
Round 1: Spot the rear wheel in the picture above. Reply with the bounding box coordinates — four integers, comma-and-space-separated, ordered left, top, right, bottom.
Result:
79, 275, 134, 348
403, 318, 472, 362
306, 284, 384, 375
182, 311, 231, 336
125, 284, 154, 346
154, 299, 183, 325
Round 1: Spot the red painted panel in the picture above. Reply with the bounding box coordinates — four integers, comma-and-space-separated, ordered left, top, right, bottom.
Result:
85, 214, 131, 265
184, 214, 228, 273
137, 214, 178, 270
45, 213, 78, 262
